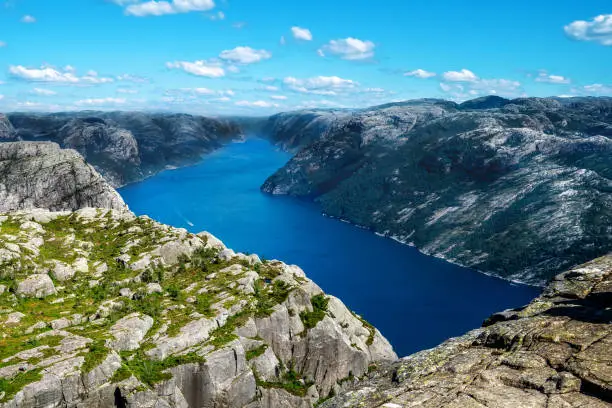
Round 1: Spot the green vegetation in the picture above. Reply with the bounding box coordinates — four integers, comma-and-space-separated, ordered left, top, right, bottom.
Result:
254, 279, 291, 317
208, 311, 250, 348
82, 339, 110, 373
300, 294, 329, 330
255, 369, 313, 397
245, 344, 267, 361
352, 312, 376, 346
0, 209, 308, 403
117, 351, 205, 387
0, 369, 42, 403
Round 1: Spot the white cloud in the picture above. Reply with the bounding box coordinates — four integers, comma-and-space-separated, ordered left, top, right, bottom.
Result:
564, 15, 612, 46
169, 87, 235, 97
263, 85, 278, 92
212, 96, 231, 102
0, 95, 4, 101
404, 69, 436, 79
583, 83, 612, 94
280, 36, 286, 45
442, 69, 478, 82
9, 65, 114, 84
291, 26, 312, 41
235, 100, 279, 108
31, 88, 57, 96
10, 66, 79, 83
75, 97, 127, 106
125, 0, 215, 16
317, 49, 325, 57
166, 60, 225, 77
319, 38, 375, 60
219, 46, 271, 64
117, 88, 139, 94
283, 75, 357, 95
0, 41, 6, 47
270, 95, 287, 100
535, 71, 571, 84
364, 87, 385, 93
117, 73, 149, 83
440, 76, 521, 99
82, 70, 114, 84
21, 15, 36, 23
208, 11, 224, 20
232, 22, 246, 29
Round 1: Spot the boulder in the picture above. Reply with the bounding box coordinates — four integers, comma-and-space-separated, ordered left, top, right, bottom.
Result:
16, 274, 57, 298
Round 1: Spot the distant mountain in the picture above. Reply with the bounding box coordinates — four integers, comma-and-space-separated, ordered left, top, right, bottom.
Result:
261, 97, 612, 285
3, 112, 243, 186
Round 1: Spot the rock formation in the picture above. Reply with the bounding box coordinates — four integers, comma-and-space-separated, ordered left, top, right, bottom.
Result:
261, 97, 612, 285
321, 254, 612, 407
0, 142, 127, 212
4, 112, 243, 186
0, 208, 396, 407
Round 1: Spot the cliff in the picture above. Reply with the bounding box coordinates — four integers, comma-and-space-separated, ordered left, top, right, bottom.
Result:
0, 142, 127, 212
321, 254, 612, 407
4, 112, 243, 187
0, 208, 396, 407
261, 97, 612, 285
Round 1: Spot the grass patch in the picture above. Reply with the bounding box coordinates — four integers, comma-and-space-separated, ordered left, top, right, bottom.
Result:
208, 311, 250, 349
0, 369, 42, 403
82, 339, 109, 373
300, 294, 329, 330
254, 280, 291, 318
256, 369, 312, 397
118, 351, 205, 387
352, 312, 376, 346
245, 344, 267, 361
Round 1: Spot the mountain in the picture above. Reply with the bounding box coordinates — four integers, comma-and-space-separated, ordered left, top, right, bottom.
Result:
321, 255, 612, 408
0, 208, 395, 408
261, 97, 612, 285
4, 112, 243, 187
0, 141, 127, 212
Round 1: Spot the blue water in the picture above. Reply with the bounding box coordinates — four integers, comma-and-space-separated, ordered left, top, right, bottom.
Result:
119, 138, 540, 356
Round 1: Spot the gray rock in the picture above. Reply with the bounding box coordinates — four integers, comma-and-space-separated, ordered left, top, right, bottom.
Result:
50, 261, 76, 282
321, 255, 612, 408
107, 313, 154, 351
16, 274, 56, 298
4, 312, 25, 325
0, 141, 128, 212
146, 282, 163, 294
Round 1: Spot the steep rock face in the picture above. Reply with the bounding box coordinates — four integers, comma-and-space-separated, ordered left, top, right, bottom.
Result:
322, 255, 612, 408
262, 97, 612, 284
0, 115, 15, 140
5, 112, 243, 186
0, 142, 127, 212
0, 208, 396, 407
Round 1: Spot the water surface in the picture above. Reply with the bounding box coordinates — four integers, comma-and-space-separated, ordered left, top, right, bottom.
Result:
119, 138, 540, 356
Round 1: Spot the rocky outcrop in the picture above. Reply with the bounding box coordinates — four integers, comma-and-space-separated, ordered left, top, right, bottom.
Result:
0, 115, 15, 140
0, 142, 127, 212
321, 255, 612, 407
0, 208, 396, 407
4, 112, 243, 186
261, 97, 612, 285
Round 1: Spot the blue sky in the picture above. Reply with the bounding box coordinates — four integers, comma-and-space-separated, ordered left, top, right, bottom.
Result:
0, 0, 611, 115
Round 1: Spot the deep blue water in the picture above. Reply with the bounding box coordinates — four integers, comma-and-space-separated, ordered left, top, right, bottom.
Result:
119, 138, 540, 356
